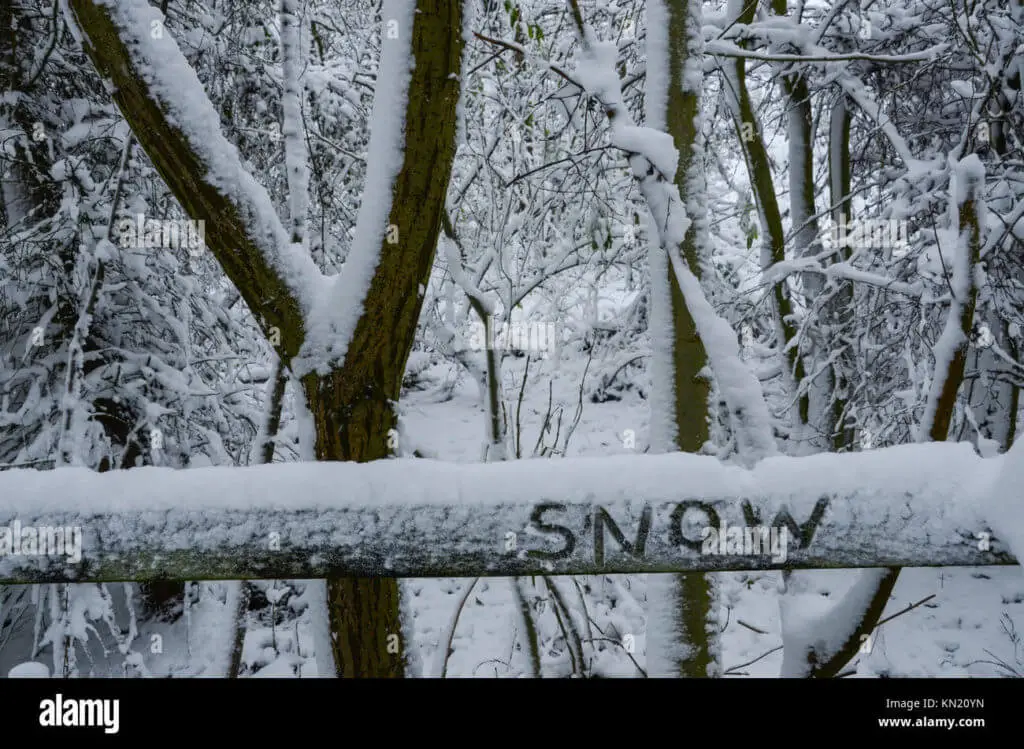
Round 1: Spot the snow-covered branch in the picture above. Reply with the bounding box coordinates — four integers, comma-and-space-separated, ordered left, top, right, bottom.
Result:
66, 0, 326, 364
763, 258, 926, 299
705, 40, 948, 64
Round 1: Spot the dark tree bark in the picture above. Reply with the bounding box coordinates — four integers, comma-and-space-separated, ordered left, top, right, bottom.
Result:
69, 0, 465, 676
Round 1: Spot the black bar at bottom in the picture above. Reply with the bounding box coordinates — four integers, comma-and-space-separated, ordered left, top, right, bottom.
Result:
0, 677, 1012, 739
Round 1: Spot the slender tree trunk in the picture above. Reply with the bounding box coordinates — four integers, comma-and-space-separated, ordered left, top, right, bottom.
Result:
771, 0, 832, 449
827, 97, 856, 452
654, 0, 718, 679
727, 0, 807, 430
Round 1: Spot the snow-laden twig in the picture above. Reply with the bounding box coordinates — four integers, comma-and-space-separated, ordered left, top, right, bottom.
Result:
705, 40, 949, 64
434, 578, 477, 678
280, 0, 311, 246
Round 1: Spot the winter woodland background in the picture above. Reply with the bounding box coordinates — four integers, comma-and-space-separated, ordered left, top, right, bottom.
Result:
1, 0, 1023, 677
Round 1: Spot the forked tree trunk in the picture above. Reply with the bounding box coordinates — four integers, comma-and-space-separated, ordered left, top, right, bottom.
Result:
69, 0, 465, 677
299, 0, 463, 676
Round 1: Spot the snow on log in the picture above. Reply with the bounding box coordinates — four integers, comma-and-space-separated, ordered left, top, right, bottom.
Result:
0, 442, 1016, 583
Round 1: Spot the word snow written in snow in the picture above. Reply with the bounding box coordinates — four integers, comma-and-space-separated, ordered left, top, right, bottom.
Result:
116, 214, 206, 256
0, 519, 82, 564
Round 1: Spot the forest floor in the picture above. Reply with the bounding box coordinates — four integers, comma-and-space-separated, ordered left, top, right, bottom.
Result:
5, 352, 1022, 678
398, 354, 1024, 678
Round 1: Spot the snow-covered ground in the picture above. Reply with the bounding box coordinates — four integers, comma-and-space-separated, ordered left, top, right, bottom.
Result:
2, 356, 1021, 678
399, 363, 1024, 678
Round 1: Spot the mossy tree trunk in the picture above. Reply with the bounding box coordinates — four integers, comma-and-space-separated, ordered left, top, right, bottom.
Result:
729, 0, 807, 428
69, 0, 464, 676
301, 0, 465, 676
658, 0, 718, 678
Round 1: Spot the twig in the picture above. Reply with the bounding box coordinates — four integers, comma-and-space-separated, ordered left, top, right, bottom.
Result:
724, 644, 783, 674
511, 577, 541, 677
738, 619, 768, 635
545, 578, 585, 676
874, 594, 936, 628
514, 356, 531, 459
473, 31, 582, 89
439, 578, 478, 678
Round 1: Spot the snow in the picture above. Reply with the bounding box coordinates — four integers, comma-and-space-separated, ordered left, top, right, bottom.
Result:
779, 567, 895, 677
295, 0, 415, 377
430, 577, 478, 677
645, 216, 677, 453
952, 153, 985, 205
645, 572, 690, 676
949, 80, 976, 99
644, 0, 669, 132
186, 581, 243, 676
612, 127, 678, 183
294, 579, 335, 677
7, 661, 51, 678
73, 0, 326, 315
981, 433, 1024, 574
290, 374, 317, 462
669, 249, 777, 463
443, 235, 496, 318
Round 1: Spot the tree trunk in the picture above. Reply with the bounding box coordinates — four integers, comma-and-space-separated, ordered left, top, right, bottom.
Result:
728, 0, 807, 430
299, 0, 464, 677
646, 0, 718, 678
68, 0, 465, 677
827, 96, 856, 452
